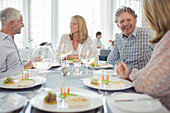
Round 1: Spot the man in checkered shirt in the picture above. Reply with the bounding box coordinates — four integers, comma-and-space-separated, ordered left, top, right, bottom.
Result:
106, 6, 154, 73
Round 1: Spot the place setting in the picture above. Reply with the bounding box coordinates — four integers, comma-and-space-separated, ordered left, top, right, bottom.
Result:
0, 93, 28, 112
0, 73, 46, 89
106, 92, 164, 113
29, 86, 103, 112
82, 75, 133, 91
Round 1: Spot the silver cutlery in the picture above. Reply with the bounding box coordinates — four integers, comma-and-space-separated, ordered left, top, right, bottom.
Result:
114, 98, 159, 102
98, 89, 109, 113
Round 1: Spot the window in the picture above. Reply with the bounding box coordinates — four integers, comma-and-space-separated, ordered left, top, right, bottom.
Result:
30, 0, 51, 48
112, 0, 142, 40
58, 0, 101, 45
0, 0, 23, 48
0, 0, 142, 49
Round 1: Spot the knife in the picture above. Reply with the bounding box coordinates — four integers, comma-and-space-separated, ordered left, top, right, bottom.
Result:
114, 98, 159, 102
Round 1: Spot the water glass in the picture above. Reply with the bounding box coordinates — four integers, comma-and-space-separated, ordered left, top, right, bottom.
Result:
72, 62, 82, 75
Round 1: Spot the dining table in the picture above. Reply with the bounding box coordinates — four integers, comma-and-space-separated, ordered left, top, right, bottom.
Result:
0, 63, 169, 113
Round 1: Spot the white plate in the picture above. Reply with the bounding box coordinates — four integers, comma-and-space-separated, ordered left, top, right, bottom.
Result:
87, 61, 113, 69
30, 87, 103, 112
93, 69, 118, 77
0, 93, 27, 112
0, 75, 46, 89
83, 76, 133, 91
28, 69, 48, 76
109, 93, 162, 112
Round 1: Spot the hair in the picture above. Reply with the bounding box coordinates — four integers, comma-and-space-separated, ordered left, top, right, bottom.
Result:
143, 0, 170, 43
0, 7, 22, 28
69, 15, 88, 44
96, 31, 102, 37
115, 6, 137, 23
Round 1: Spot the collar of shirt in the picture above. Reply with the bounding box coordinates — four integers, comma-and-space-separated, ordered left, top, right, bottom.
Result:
0, 32, 13, 40
121, 26, 138, 40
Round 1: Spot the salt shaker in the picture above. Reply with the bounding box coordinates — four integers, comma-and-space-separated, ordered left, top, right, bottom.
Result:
61, 61, 70, 76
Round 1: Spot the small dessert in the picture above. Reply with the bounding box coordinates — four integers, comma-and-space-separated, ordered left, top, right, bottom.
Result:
66, 96, 90, 108
44, 92, 57, 104
3, 77, 14, 85
90, 63, 100, 67
90, 78, 99, 86
15, 80, 35, 87
100, 63, 109, 67
109, 81, 125, 88
102, 75, 110, 85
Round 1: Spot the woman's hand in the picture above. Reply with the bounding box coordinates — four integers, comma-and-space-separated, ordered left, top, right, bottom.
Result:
116, 61, 130, 80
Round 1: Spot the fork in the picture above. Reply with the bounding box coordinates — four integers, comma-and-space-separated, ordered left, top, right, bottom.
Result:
98, 89, 109, 113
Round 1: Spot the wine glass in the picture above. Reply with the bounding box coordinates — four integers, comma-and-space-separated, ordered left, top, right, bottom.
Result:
56, 44, 69, 64
32, 45, 52, 70
79, 44, 96, 75
56, 44, 71, 75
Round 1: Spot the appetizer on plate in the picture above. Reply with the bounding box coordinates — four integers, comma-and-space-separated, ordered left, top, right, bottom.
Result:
3, 77, 14, 85
90, 63, 100, 67
59, 86, 77, 99
66, 96, 90, 108
67, 58, 80, 63
44, 92, 57, 104
3, 76, 35, 87
43, 88, 90, 108
90, 76, 125, 88
90, 78, 99, 86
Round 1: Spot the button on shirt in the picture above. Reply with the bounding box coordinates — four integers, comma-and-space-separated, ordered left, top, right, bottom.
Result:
106, 27, 154, 72
0, 32, 22, 78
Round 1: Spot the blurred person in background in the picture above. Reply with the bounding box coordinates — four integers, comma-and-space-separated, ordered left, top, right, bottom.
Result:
0, 7, 33, 78
93, 31, 104, 48
117, 0, 170, 110
107, 6, 154, 73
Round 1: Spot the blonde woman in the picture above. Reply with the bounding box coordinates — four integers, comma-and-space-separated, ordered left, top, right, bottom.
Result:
117, 0, 170, 110
57, 15, 97, 59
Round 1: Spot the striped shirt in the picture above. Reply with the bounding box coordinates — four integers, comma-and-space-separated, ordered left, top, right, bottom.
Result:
106, 27, 154, 72
0, 32, 22, 78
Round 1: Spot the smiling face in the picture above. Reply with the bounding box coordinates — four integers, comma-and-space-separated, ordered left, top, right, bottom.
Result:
70, 18, 79, 34
117, 12, 136, 38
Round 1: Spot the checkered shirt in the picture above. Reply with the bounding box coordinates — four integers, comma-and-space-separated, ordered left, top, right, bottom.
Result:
106, 27, 154, 72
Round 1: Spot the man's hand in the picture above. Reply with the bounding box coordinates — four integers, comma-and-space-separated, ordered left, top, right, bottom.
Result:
24, 61, 34, 69
116, 61, 130, 80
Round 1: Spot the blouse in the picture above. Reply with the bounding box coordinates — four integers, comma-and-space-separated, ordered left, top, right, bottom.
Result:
130, 30, 170, 110
57, 34, 98, 55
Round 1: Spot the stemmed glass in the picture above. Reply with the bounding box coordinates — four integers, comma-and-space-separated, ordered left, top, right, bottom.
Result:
56, 44, 69, 64
32, 45, 52, 70
79, 44, 96, 75
32, 45, 52, 92
56, 44, 71, 75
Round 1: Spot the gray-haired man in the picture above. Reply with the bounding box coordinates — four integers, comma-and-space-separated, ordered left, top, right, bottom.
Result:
107, 6, 154, 73
0, 7, 33, 78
